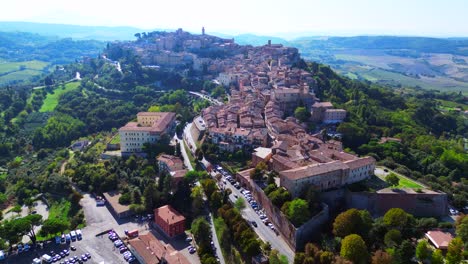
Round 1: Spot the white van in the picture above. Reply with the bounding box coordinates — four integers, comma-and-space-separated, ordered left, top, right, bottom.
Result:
76, 229, 82, 240
41, 254, 52, 263
70, 230, 77, 241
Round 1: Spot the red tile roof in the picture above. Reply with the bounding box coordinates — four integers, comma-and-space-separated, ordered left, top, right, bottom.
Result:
154, 205, 185, 226
129, 232, 190, 264
425, 231, 454, 249
119, 112, 175, 133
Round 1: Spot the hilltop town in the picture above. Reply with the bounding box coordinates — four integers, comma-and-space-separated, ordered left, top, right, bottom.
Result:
1, 27, 467, 264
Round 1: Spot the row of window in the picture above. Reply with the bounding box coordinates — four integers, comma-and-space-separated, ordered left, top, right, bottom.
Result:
124, 132, 150, 136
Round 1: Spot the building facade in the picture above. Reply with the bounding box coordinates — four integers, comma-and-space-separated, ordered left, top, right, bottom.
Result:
154, 205, 186, 238
119, 112, 176, 153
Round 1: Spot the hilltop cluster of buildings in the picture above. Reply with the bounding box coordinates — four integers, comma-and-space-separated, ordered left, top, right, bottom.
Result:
114, 28, 369, 195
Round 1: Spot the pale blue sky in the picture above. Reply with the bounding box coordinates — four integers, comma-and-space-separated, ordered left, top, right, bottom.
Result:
1, 0, 468, 37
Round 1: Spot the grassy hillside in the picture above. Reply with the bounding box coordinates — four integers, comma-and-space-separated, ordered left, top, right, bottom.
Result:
40, 82, 80, 112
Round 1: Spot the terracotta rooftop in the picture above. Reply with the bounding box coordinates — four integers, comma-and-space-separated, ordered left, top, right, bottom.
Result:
343, 157, 376, 170
120, 112, 176, 133
280, 161, 349, 180
157, 154, 185, 171
425, 231, 454, 249
154, 205, 185, 226
128, 232, 190, 264
312, 102, 333, 108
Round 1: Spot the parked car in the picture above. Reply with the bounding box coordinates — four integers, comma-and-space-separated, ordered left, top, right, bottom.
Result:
251, 221, 258, 227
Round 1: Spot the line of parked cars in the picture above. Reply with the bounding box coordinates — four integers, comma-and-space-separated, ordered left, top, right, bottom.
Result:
36, 249, 91, 264
55, 230, 82, 245
108, 230, 136, 263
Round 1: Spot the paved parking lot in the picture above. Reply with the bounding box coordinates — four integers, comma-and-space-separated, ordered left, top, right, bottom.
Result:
2, 231, 125, 264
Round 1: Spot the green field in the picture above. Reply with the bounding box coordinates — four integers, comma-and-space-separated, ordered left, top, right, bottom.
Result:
0, 60, 49, 85
437, 99, 468, 111
0, 60, 49, 73
40, 82, 80, 112
395, 176, 423, 189
48, 199, 71, 221
375, 168, 424, 189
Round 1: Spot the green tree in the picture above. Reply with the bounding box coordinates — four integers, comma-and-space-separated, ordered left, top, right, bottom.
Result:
456, 215, 468, 244
191, 186, 204, 216
394, 240, 414, 264
385, 173, 400, 186
340, 234, 368, 264
143, 183, 160, 212
415, 240, 431, 261
431, 249, 444, 264
191, 217, 211, 247
383, 208, 409, 229
294, 106, 311, 122
234, 197, 246, 211
333, 209, 371, 238
201, 178, 217, 199
10, 214, 43, 244
184, 170, 201, 184
446, 237, 463, 264
243, 238, 261, 258
320, 251, 334, 264
293, 252, 306, 264
384, 229, 402, 248
40, 218, 69, 237
118, 192, 131, 205
285, 198, 310, 226
210, 191, 223, 210
250, 162, 267, 181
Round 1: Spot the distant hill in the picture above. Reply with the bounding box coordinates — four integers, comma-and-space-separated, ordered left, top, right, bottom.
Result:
289, 36, 468, 93
0, 21, 147, 41
0, 31, 104, 86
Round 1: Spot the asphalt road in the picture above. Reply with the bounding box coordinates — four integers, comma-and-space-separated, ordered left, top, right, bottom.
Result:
208, 213, 226, 264
219, 172, 295, 262
178, 130, 194, 171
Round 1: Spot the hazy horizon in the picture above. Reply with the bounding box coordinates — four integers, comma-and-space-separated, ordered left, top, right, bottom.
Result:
2, 0, 468, 39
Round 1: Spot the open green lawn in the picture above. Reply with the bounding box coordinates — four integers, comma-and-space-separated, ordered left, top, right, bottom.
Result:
110, 134, 120, 144
396, 176, 423, 189
40, 82, 80, 112
437, 99, 468, 111
48, 199, 71, 220
375, 167, 424, 189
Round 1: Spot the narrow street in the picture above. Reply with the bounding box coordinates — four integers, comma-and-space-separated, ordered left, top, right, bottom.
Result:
180, 126, 226, 264
223, 177, 295, 262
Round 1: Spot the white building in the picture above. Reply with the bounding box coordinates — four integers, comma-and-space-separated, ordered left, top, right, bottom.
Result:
119, 112, 176, 154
